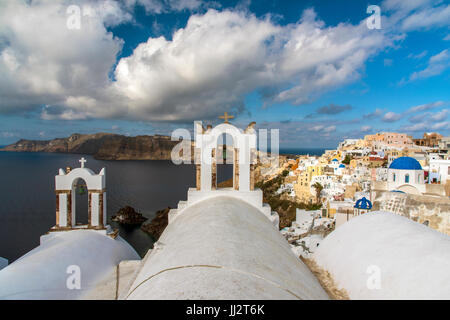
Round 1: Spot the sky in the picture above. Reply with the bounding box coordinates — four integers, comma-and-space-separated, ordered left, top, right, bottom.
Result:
0, 0, 449, 148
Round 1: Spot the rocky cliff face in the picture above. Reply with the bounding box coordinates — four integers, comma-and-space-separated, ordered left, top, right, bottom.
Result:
2, 133, 184, 160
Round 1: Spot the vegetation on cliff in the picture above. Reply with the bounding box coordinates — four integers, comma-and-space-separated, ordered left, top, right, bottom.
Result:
256, 172, 321, 229
141, 207, 171, 240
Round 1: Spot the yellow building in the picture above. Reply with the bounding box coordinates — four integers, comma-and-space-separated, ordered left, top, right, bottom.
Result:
294, 171, 315, 204
294, 165, 324, 204
326, 202, 336, 218
349, 159, 360, 169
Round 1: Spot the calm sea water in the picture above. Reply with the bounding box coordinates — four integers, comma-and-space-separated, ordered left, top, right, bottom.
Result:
0, 151, 234, 262
279, 148, 326, 156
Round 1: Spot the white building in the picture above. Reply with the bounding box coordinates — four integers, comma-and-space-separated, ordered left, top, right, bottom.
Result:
338, 139, 359, 150
375, 167, 388, 181
428, 159, 450, 184
276, 183, 295, 197
387, 157, 426, 195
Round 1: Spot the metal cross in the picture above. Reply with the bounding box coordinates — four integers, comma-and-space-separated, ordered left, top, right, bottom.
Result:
219, 112, 234, 124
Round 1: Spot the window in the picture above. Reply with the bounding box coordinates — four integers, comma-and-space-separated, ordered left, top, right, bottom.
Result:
405, 174, 410, 183
393, 173, 396, 181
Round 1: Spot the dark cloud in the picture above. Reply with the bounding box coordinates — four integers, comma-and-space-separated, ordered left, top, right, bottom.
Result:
363, 108, 383, 119
304, 103, 352, 119
316, 104, 352, 115
304, 113, 316, 119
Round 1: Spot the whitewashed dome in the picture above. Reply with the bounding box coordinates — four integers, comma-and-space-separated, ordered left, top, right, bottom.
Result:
0, 230, 139, 299
313, 212, 450, 299
125, 196, 328, 300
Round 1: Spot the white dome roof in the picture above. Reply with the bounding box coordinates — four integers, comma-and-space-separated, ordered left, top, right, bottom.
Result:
125, 196, 328, 300
314, 212, 450, 299
0, 230, 139, 299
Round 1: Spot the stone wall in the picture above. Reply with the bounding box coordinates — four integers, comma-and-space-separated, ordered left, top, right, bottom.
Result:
371, 180, 446, 196
372, 190, 450, 235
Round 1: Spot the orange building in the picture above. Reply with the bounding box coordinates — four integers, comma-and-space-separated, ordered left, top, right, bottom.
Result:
364, 132, 413, 149
413, 132, 442, 147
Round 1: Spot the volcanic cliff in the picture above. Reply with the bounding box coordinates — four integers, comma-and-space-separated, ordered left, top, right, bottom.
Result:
2, 133, 184, 160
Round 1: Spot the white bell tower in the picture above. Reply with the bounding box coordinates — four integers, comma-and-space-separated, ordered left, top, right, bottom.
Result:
168, 116, 279, 228
49, 157, 117, 237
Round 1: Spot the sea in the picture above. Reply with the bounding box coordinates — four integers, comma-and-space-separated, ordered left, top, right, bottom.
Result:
0, 147, 327, 263
279, 148, 327, 156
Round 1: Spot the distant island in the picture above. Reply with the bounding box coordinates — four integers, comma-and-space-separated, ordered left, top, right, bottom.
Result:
1, 133, 182, 160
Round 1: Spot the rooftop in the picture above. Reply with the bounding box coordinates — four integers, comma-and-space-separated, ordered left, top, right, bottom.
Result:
389, 157, 422, 170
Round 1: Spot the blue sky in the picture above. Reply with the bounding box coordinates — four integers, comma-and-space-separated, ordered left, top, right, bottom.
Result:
0, 0, 449, 148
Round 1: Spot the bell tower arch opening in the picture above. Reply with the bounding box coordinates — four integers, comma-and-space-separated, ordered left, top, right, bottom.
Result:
72, 177, 89, 226
194, 117, 257, 193
215, 133, 235, 188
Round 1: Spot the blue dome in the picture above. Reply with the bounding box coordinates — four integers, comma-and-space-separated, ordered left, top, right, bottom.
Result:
354, 197, 372, 210
339, 164, 345, 168
389, 157, 422, 170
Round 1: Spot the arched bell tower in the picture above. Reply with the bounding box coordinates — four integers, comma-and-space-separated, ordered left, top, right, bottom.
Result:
50, 158, 116, 237
194, 118, 257, 192
169, 115, 279, 228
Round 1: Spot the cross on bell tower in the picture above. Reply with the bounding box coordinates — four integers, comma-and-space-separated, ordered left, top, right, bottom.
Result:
79, 157, 87, 168
219, 112, 234, 124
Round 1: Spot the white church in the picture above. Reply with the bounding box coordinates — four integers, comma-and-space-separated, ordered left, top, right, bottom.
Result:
0, 120, 449, 300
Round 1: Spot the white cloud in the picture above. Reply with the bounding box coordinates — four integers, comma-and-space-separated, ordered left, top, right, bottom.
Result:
383, 0, 450, 31
407, 50, 427, 59
310, 125, 325, 132
402, 119, 450, 132
409, 109, 448, 123
382, 0, 433, 12
0, 0, 125, 116
409, 49, 450, 81
123, 0, 209, 13
382, 111, 402, 122
109, 8, 386, 120
324, 125, 336, 133
432, 121, 450, 130
407, 101, 444, 113
360, 125, 372, 132
402, 122, 427, 131
1, 1, 446, 126
429, 109, 449, 121
400, 3, 450, 31
0, 4, 388, 122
